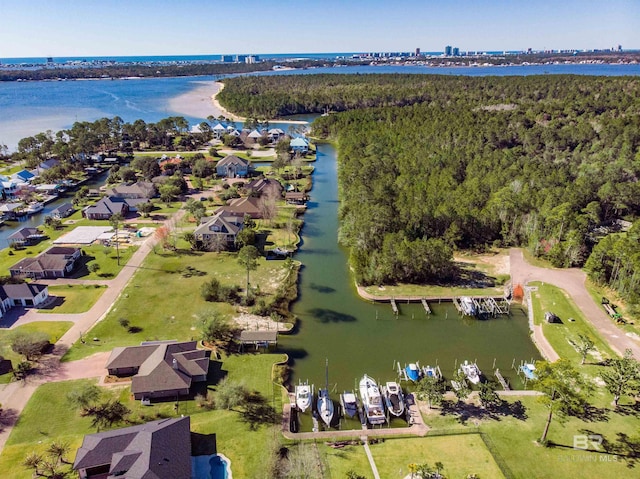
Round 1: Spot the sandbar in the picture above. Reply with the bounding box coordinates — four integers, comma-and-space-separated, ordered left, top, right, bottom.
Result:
168, 81, 308, 125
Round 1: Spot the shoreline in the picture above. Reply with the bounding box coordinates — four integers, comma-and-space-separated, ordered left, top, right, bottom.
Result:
168, 80, 309, 125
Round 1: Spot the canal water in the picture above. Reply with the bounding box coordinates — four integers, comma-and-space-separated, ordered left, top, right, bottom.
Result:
281, 143, 541, 407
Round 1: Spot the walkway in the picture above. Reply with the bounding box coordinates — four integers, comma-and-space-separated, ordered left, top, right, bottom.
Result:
0, 210, 184, 453
510, 248, 640, 360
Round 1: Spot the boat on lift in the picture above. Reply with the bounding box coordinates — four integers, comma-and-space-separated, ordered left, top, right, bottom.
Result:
295, 380, 313, 412
359, 374, 386, 425
382, 381, 405, 417
340, 391, 358, 418
460, 360, 481, 384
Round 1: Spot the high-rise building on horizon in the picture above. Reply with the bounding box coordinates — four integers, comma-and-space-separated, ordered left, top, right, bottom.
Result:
444, 45, 452, 56
452, 47, 460, 56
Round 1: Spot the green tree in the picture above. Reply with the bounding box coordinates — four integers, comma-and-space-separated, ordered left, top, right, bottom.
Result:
138, 201, 154, 217
602, 349, 640, 407
85, 400, 130, 431
215, 377, 248, 410
159, 183, 181, 204
185, 198, 206, 223
67, 383, 102, 413
573, 334, 595, 365
198, 309, 234, 343
533, 359, 592, 444
415, 375, 444, 409
237, 245, 260, 298
478, 380, 500, 408
451, 370, 471, 402
10, 331, 50, 361
88, 262, 101, 275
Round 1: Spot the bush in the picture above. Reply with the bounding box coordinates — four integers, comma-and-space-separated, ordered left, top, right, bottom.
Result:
201, 278, 240, 303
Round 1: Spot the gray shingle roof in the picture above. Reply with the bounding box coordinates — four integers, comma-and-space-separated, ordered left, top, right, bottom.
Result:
73, 417, 191, 479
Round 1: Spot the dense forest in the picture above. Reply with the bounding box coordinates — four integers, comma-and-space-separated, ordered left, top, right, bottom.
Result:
221, 73, 640, 305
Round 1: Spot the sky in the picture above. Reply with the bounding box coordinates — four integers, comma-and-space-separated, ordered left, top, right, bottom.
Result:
0, 0, 638, 58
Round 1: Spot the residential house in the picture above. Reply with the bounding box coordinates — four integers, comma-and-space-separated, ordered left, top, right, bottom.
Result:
1, 179, 20, 199
290, 137, 310, 154
105, 181, 156, 200
9, 246, 82, 279
73, 417, 192, 479
216, 196, 262, 219
83, 197, 130, 220
0, 202, 24, 219
38, 158, 60, 171
0, 283, 49, 314
267, 128, 285, 143
105, 340, 210, 400
247, 129, 263, 143
194, 210, 244, 249
7, 227, 45, 247
13, 169, 36, 183
49, 202, 75, 219
244, 178, 284, 198
212, 122, 227, 139
216, 155, 253, 178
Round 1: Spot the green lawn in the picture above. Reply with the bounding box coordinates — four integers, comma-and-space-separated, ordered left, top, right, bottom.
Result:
0, 353, 286, 479
63, 249, 292, 361
421, 394, 640, 479
38, 284, 106, 313
530, 282, 617, 363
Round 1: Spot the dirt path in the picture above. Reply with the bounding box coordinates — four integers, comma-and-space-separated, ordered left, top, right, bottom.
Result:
0, 210, 185, 453
510, 248, 640, 360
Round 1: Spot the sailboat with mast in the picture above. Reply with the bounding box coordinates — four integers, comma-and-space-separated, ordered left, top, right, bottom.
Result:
316, 358, 335, 427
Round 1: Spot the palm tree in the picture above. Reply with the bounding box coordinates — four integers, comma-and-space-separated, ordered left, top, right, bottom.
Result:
47, 441, 70, 465
22, 451, 43, 476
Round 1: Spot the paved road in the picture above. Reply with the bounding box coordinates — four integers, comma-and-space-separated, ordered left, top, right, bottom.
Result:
510, 248, 640, 360
0, 210, 184, 452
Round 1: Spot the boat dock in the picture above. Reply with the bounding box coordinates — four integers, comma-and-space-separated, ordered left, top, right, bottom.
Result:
494, 368, 511, 391
453, 296, 511, 317
390, 298, 399, 315
421, 298, 431, 314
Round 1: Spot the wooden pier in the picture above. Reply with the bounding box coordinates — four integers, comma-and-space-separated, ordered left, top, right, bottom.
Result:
494, 368, 511, 391
421, 298, 431, 314
390, 298, 399, 315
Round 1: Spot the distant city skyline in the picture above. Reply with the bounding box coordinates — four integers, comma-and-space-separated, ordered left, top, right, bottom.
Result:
1, 0, 638, 58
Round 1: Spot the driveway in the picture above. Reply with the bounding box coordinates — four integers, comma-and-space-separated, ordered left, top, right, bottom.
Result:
510, 248, 640, 360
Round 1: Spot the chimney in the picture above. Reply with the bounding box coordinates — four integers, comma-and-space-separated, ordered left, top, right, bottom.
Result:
172, 358, 178, 370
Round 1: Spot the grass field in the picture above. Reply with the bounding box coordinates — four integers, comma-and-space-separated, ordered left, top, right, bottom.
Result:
38, 284, 106, 313
0, 353, 286, 479
63, 249, 292, 361
530, 281, 617, 363
0, 321, 73, 383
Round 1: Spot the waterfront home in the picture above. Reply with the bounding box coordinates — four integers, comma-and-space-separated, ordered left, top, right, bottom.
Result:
216, 196, 262, 219
216, 155, 253, 178
73, 417, 192, 479
267, 128, 285, 143
9, 246, 82, 279
244, 177, 284, 197
83, 196, 130, 220
1, 180, 20, 199
38, 158, 60, 171
194, 210, 244, 249
247, 129, 264, 143
212, 122, 227, 139
49, 202, 75, 219
0, 202, 24, 219
105, 340, 209, 400
7, 227, 45, 247
290, 137, 310, 154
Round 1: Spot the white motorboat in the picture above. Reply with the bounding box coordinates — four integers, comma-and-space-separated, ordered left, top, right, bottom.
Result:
382, 381, 405, 417
295, 381, 313, 412
460, 297, 477, 316
460, 360, 481, 384
340, 391, 358, 418
25, 202, 44, 215
359, 374, 386, 425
